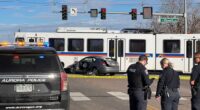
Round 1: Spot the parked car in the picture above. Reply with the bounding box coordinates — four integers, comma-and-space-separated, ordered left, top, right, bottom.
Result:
65, 56, 119, 76
0, 46, 70, 110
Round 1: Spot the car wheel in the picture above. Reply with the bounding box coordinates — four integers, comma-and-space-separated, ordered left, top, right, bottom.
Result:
92, 68, 107, 76
70, 67, 75, 73
92, 68, 99, 76
109, 73, 115, 76
82, 62, 89, 69
99, 73, 106, 76
86, 70, 93, 75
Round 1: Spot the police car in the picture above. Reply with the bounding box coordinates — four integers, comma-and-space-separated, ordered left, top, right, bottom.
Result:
0, 42, 70, 110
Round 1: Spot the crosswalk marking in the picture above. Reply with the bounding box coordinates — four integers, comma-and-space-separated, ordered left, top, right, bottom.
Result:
180, 97, 187, 101
70, 92, 91, 101
70, 91, 188, 101
107, 92, 129, 100
152, 91, 156, 95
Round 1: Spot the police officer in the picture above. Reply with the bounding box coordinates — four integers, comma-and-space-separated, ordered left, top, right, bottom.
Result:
127, 55, 154, 110
155, 58, 180, 110
191, 52, 200, 110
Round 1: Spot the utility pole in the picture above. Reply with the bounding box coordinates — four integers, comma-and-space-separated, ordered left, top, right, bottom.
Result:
184, 0, 187, 34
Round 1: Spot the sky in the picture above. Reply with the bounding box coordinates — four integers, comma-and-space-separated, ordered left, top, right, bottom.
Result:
0, 0, 199, 41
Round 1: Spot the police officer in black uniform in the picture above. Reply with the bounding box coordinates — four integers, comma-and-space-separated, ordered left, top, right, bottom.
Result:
155, 58, 180, 110
191, 52, 200, 110
127, 55, 154, 110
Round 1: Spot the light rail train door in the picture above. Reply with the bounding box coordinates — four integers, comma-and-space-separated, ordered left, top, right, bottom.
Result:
107, 38, 126, 72
184, 39, 200, 73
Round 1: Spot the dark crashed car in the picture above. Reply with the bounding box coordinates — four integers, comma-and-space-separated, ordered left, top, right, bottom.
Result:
66, 56, 119, 76
0, 46, 70, 110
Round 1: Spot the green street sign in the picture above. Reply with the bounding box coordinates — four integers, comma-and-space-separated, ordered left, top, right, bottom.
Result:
160, 18, 178, 23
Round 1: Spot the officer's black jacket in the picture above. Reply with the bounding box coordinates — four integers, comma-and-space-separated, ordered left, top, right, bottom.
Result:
127, 62, 152, 89
191, 64, 200, 86
155, 67, 180, 97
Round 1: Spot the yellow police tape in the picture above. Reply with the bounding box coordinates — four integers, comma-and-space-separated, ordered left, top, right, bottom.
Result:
68, 74, 127, 79
68, 74, 190, 80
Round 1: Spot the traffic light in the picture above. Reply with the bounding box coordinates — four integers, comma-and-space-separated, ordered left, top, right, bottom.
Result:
62, 5, 67, 20
100, 8, 106, 20
90, 9, 98, 17
131, 9, 137, 20
143, 7, 153, 19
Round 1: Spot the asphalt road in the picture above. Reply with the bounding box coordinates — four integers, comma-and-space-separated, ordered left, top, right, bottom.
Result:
68, 75, 191, 110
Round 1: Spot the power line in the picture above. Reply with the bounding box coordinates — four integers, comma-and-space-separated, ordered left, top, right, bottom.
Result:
0, 1, 199, 10
0, 0, 199, 6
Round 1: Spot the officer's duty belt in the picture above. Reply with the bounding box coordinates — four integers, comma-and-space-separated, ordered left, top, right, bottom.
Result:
168, 88, 178, 92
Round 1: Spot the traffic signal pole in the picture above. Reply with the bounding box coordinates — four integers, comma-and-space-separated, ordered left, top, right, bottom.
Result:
184, 0, 187, 34
106, 12, 129, 14
153, 13, 183, 16
61, 0, 188, 34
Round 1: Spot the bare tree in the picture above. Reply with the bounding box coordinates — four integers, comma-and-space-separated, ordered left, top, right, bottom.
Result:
152, 0, 200, 34
188, 8, 200, 33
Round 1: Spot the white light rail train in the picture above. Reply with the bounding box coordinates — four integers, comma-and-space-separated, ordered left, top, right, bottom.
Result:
14, 27, 200, 74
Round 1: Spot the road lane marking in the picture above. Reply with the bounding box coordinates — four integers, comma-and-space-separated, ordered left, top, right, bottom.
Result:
152, 91, 156, 95
108, 92, 158, 110
70, 92, 91, 101
107, 92, 129, 100
180, 97, 188, 101
68, 74, 190, 80
69, 91, 175, 110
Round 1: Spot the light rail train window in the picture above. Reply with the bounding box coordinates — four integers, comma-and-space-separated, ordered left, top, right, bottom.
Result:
118, 40, 124, 57
187, 41, 192, 58
68, 39, 84, 51
28, 38, 35, 42
87, 39, 103, 52
196, 41, 200, 53
129, 40, 146, 52
15, 37, 24, 42
163, 40, 180, 53
109, 40, 114, 57
49, 38, 65, 51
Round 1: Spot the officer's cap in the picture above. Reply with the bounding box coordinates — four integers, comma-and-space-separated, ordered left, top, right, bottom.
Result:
139, 55, 148, 61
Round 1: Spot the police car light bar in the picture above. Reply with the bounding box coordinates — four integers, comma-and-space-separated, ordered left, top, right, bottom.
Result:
0, 41, 49, 47
0, 41, 10, 46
